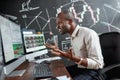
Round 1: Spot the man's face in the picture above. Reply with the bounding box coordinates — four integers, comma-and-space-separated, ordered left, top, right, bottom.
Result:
56, 17, 71, 34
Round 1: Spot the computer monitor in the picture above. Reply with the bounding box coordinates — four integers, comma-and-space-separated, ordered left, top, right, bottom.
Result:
23, 34, 46, 53
62, 40, 71, 51
0, 35, 3, 65
0, 29, 5, 80
23, 33, 48, 61
0, 15, 26, 75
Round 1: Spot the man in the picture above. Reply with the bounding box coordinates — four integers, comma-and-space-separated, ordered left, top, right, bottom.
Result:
45, 10, 104, 80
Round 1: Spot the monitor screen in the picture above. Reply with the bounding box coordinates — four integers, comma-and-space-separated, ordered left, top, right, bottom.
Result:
23, 34, 46, 53
0, 15, 26, 75
10, 22, 24, 59
0, 18, 24, 63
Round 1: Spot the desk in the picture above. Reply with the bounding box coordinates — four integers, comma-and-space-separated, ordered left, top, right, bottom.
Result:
5, 60, 72, 80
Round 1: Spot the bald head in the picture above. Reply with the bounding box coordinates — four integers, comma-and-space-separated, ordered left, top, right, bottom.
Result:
56, 10, 76, 35
57, 10, 75, 20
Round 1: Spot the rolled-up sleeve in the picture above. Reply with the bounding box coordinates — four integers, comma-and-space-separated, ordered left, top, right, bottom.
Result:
85, 30, 104, 69
71, 26, 104, 69
87, 58, 104, 69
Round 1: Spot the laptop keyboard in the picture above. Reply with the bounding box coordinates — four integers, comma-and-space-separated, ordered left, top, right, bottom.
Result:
33, 61, 53, 79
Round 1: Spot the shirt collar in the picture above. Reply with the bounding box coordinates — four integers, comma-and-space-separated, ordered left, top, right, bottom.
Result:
71, 25, 80, 38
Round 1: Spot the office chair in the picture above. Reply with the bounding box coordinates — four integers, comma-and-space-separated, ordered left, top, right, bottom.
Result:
99, 32, 120, 80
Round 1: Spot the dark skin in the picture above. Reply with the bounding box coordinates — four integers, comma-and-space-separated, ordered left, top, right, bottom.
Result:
45, 12, 87, 67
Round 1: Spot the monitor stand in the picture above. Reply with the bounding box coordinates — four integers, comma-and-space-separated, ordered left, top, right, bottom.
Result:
0, 65, 5, 80
7, 69, 26, 77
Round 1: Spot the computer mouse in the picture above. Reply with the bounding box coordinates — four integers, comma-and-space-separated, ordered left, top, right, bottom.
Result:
50, 77, 59, 80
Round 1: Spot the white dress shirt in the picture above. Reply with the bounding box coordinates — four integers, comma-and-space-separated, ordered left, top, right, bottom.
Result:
71, 25, 104, 69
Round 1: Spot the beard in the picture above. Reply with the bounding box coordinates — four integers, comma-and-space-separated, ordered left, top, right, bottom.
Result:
58, 24, 70, 35
58, 29, 67, 35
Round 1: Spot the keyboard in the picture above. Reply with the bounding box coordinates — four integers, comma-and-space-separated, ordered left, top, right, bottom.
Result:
33, 56, 62, 64
34, 54, 50, 60
33, 61, 53, 79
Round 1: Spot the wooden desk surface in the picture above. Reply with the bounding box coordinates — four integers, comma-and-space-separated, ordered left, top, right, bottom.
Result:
5, 60, 72, 80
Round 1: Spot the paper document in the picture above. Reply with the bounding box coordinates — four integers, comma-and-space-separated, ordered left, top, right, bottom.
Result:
56, 75, 70, 80
40, 75, 70, 80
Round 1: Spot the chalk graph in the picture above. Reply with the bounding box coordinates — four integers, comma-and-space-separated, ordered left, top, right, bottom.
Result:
19, 0, 39, 12
101, 0, 120, 32
56, 0, 100, 28
19, 0, 120, 34
19, 0, 101, 34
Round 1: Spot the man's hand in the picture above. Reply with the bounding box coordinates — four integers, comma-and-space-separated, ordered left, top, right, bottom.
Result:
50, 49, 63, 56
45, 43, 58, 50
45, 42, 63, 56
45, 43, 80, 62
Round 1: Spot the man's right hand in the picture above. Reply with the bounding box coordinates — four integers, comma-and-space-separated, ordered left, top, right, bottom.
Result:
45, 42, 63, 56
45, 42, 58, 50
